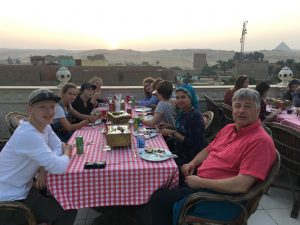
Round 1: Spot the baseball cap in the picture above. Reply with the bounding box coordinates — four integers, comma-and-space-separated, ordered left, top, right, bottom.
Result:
80, 83, 96, 91
27, 89, 60, 105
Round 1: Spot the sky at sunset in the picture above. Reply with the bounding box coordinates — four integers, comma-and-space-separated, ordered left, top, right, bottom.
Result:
1, 0, 300, 51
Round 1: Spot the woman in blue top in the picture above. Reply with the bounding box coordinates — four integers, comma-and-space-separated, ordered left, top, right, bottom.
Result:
157, 86, 205, 167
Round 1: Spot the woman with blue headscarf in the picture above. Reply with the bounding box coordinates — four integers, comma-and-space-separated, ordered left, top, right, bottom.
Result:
157, 86, 205, 169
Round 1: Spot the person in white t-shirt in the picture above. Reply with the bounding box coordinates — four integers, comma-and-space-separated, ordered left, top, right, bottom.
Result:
51, 83, 99, 142
0, 89, 77, 225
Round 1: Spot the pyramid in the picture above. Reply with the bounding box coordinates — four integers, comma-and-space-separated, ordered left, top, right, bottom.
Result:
273, 42, 292, 51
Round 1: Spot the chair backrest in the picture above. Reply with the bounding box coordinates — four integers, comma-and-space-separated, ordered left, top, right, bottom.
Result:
202, 111, 214, 131
243, 150, 281, 217
265, 122, 300, 176
177, 150, 280, 225
5, 111, 29, 134
202, 94, 223, 134
221, 103, 234, 125
0, 201, 37, 225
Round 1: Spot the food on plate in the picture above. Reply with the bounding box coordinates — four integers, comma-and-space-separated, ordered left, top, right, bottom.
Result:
145, 147, 165, 154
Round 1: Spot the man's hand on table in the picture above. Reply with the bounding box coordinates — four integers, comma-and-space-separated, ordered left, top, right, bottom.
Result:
63, 143, 72, 158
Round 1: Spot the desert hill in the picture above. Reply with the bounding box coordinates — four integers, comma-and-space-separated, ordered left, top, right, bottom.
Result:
0, 47, 300, 69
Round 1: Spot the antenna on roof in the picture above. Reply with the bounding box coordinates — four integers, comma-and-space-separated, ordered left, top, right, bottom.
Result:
240, 21, 248, 54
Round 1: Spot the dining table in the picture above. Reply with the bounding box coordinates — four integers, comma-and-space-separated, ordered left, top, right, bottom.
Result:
47, 105, 179, 210
268, 106, 300, 131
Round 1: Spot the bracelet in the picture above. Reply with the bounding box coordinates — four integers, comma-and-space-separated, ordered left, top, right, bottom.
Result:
87, 117, 92, 123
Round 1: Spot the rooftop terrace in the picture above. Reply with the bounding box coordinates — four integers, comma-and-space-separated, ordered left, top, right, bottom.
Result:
1, 84, 299, 224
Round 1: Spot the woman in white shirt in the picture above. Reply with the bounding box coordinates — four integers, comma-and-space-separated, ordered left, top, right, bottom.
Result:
51, 83, 98, 142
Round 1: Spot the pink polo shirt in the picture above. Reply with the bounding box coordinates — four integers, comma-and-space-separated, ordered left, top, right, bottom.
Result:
197, 120, 276, 181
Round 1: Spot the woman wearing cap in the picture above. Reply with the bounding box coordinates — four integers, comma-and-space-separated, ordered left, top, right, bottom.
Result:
71, 83, 96, 123
157, 86, 205, 170
224, 75, 249, 106
52, 83, 98, 142
0, 89, 77, 225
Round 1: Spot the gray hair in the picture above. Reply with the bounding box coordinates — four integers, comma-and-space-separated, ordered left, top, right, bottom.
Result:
232, 88, 261, 109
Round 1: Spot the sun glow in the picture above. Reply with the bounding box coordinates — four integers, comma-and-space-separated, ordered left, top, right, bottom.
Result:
1, 0, 300, 50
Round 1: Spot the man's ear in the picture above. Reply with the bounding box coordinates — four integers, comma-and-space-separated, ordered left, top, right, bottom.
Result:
26, 105, 32, 114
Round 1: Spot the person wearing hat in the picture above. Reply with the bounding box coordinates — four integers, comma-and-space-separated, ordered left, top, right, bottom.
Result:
51, 83, 99, 142
71, 83, 97, 123
157, 86, 205, 172
0, 88, 77, 225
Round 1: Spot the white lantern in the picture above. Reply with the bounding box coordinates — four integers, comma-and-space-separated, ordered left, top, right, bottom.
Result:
278, 66, 293, 86
56, 66, 71, 88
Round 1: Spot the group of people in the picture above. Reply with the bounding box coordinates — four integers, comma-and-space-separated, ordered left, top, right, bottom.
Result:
139, 77, 205, 171
0, 74, 281, 225
224, 75, 300, 123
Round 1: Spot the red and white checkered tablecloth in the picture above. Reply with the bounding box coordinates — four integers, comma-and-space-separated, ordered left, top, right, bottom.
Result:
267, 106, 300, 131
47, 125, 179, 210
274, 111, 300, 131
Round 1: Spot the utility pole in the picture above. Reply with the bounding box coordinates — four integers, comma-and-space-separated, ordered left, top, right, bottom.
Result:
240, 21, 248, 54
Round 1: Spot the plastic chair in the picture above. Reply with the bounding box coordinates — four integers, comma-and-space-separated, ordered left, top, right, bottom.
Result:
176, 150, 281, 225
0, 201, 37, 225
265, 122, 300, 218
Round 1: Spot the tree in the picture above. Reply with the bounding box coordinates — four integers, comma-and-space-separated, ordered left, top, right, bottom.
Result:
201, 64, 217, 76
233, 52, 244, 61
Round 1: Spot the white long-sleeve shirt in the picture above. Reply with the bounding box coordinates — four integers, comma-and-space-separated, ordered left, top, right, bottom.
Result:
0, 121, 70, 201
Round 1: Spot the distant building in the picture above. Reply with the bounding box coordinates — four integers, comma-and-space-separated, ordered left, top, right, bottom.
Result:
193, 53, 207, 71
44, 55, 57, 65
87, 54, 105, 60
30, 56, 45, 65
234, 60, 269, 81
58, 55, 75, 67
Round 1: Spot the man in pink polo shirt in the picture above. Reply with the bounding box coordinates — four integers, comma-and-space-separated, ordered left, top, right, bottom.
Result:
150, 88, 276, 225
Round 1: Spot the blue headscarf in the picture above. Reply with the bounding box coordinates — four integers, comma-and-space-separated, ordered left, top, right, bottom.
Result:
175, 83, 199, 109
175, 84, 199, 128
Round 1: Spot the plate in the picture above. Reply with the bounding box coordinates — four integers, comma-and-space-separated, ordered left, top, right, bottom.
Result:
139, 149, 173, 162
87, 119, 102, 126
133, 131, 158, 138
135, 107, 152, 112
143, 115, 153, 120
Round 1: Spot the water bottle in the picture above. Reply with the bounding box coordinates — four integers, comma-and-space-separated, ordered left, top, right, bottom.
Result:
137, 133, 145, 151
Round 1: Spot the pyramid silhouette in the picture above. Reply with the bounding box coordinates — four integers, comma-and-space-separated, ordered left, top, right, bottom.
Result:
274, 42, 292, 51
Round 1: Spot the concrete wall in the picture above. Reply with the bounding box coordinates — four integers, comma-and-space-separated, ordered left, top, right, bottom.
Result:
235, 61, 269, 81
0, 65, 176, 86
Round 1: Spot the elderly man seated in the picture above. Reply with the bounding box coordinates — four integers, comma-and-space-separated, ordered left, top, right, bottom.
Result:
150, 88, 276, 225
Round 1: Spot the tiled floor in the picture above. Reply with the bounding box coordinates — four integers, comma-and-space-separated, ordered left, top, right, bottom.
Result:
74, 186, 299, 225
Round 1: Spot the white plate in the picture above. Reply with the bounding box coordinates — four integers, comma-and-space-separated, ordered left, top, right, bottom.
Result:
143, 115, 153, 120
133, 131, 158, 138
87, 119, 102, 126
135, 107, 152, 112
139, 149, 173, 162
